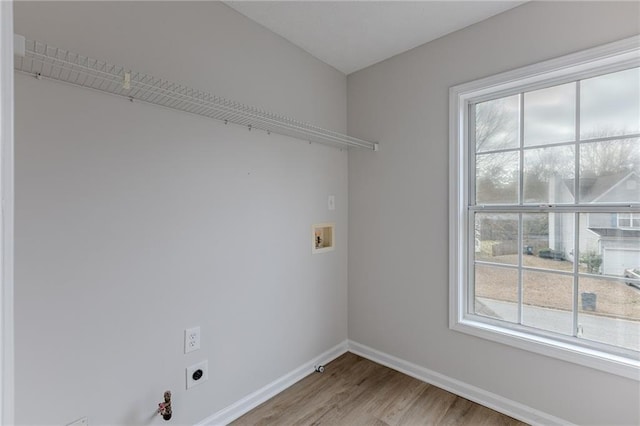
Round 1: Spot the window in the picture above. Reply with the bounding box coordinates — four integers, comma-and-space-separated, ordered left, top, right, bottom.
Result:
450, 36, 640, 380
618, 213, 640, 229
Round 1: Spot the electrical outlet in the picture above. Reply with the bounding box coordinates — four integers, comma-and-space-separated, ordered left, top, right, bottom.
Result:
184, 326, 201, 353
67, 417, 88, 426
186, 360, 208, 389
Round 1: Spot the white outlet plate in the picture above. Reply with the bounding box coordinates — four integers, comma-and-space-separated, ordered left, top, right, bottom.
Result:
186, 360, 208, 389
184, 326, 201, 353
328, 195, 335, 211
67, 417, 88, 426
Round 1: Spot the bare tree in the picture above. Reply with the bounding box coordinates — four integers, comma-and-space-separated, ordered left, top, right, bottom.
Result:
475, 97, 520, 202
475, 96, 519, 153
580, 129, 639, 177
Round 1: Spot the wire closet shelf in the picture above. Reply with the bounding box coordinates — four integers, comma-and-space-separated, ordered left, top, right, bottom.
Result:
14, 37, 378, 151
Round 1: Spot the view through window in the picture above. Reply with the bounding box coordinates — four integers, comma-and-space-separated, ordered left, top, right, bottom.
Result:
471, 66, 640, 354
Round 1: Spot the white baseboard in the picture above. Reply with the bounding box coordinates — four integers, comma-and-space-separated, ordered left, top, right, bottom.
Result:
195, 339, 569, 426
347, 340, 572, 426
196, 340, 348, 426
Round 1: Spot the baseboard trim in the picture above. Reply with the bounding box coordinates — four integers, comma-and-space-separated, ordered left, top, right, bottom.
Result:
196, 340, 349, 426
195, 339, 569, 426
347, 340, 572, 426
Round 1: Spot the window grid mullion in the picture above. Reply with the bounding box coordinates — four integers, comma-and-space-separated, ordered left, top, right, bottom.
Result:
475, 133, 640, 156
575, 81, 581, 205
469, 205, 640, 212
518, 212, 524, 324
573, 212, 580, 337
468, 211, 476, 316
469, 103, 477, 207
468, 103, 477, 317
519, 93, 525, 207
572, 81, 581, 337
518, 93, 525, 324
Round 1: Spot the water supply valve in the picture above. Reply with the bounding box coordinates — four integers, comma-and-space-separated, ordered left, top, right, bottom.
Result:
157, 390, 172, 421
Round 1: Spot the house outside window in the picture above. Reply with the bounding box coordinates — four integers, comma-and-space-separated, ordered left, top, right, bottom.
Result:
450, 36, 640, 379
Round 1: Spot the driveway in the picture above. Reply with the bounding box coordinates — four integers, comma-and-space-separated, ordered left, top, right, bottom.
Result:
475, 255, 640, 320
478, 297, 639, 351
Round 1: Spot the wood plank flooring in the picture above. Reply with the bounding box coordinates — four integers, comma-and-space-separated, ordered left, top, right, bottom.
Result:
231, 352, 528, 425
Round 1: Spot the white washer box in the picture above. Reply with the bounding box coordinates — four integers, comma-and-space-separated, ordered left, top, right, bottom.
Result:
312, 223, 335, 254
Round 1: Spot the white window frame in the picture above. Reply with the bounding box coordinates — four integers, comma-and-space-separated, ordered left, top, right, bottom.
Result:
1, 2, 15, 424
618, 213, 640, 229
449, 35, 640, 381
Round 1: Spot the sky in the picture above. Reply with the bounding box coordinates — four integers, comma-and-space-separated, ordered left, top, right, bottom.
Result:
476, 66, 640, 150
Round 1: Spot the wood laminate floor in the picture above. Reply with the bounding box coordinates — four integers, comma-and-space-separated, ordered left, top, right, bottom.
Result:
231, 352, 528, 426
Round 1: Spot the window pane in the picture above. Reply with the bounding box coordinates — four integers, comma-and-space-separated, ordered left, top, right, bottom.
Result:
579, 212, 640, 278
578, 276, 640, 351
522, 270, 573, 335
523, 145, 575, 204
618, 213, 631, 228
475, 94, 520, 152
523, 213, 574, 272
474, 213, 518, 265
579, 138, 640, 203
474, 264, 518, 323
476, 151, 519, 204
524, 82, 576, 146
581, 67, 640, 140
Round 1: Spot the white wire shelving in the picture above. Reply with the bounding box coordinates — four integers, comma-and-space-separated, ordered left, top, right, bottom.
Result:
14, 37, 378, 151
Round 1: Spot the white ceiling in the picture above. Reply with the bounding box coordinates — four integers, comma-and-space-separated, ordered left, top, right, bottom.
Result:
225, 1, 526, 75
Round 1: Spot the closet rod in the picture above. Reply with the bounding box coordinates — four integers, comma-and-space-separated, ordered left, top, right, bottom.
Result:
13, 36, 379, 151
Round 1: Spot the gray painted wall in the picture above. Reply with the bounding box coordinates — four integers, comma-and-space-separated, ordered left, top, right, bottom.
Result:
14, 1, 640, 425
347, 2, 640, 425
14, 2, 347, 425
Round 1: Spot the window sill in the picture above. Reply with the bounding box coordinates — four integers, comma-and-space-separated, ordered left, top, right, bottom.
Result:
452, 317, 640, 381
